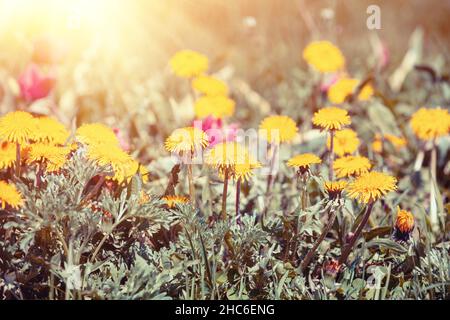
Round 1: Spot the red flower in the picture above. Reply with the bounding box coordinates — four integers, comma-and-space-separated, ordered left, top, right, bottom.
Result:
323, 259, 341, 277
194, 116, 239, 147
18, 64, 55, 102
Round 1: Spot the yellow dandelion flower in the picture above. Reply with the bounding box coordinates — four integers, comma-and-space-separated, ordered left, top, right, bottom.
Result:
0, 141, 16, 170
328, 78, 374, 104
192, 75, 228, 96
76, 123, 119, 147
287, 153, 322, 172
372, 134, 407, 153
302, 41, 345, 73
327, 128, 360, 157
312, 107, 351, 131
205, 142, 249, 170
169, 50, 209, 78
27, 143, 70, 172
165, 127, 209, 154
194, 95, 235, 119
324, 180, 347, 199
33, 117, 70, 145
124, 159, 149, 183
87, 144, 133, 183
163, 195, 189, 208
259, 115, 298, 144
333, 155, 372, 178
220, 154, 261, 182
0, 111, 38, 145
0, 181, 23, 209
410, 107, 450, 141
345, 171, 397, 204
358, 83, 375, 101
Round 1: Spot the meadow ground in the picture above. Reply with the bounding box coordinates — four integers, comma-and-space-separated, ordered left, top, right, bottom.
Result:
0, 0, 449, 300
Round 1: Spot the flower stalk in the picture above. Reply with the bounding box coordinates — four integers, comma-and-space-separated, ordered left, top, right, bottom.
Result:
221, 167, 229, 220
300, 172, 308, 211
266, 143, 278, 194
15, 142, 21, 177
301, 204, 337, 272
235, 177, 241, 220
339, 201, 374, 264
187, 162, 195, 204
328, 130, 335, 180
429, 141, 439, 230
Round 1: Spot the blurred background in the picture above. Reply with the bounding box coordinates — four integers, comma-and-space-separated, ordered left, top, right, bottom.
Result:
0, 0, 449, 154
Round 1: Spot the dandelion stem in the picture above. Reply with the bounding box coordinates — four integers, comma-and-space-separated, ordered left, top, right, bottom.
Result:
235, 177, 241, 221
328, 131, 335, 180
266, 143, 278, 194
339, 202, 374, 264
90, 233, 109, 263
221, 167, 229, 220
187, 163, 195, 204
301, 205, 336, 272
429, 142, 439, 230
301, 173, 308, 211
15, 142, 21, 177
36, 162, 43, 188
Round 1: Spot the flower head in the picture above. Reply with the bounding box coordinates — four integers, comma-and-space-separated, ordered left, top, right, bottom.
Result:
194, 96, 235, 119
327, 78, 374, 104
124, 159, 149, 183
165, 127, 209, 155
192, 75, 228, 96
393, 208, 415, 242
220, 152, 261, 182
34, 117, 70, 145
259, 115, 298, 144
87, 144, 134, 183
324, 180, 347, 199
27, 143, 70, 172
410, 107, 450, 141
0, 142, 16, 170
372, 134, 407, 153
312, 107, 351, 131
163, 195, 189, 208
345, 171, 397, 204
231, 161, 262, 182
303, 41, 345, 73
287, 153, 322, 173
0, 181, 23, 209
76, 123, 119, 147
328, 128, 359, 157
205, 142, 249, 170
0, 111, 38, 144
333, 155, 372, 178
169, 50, 208, 78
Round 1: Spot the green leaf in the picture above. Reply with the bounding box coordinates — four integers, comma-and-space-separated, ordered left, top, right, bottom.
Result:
366, 238, 407, 254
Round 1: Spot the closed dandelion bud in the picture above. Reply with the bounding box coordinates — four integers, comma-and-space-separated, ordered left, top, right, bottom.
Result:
287, 153, 322, 175
324, 181, 347, 200
393, 208, 414, 242
162, 195, 189, 209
